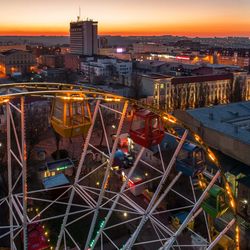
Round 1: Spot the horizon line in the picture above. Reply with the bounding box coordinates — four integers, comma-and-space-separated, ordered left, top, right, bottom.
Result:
0, 34, 250, 38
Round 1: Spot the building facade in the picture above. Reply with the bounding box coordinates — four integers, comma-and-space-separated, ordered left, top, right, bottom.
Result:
80, 58, 132, 86
64, 54, 81, 72
133, 43, 175, 54
99, 48, 132, 61
153, 72, 250, 111
70, 19, 98, 56
0, 49, 36, 76
37, 54, 64, 68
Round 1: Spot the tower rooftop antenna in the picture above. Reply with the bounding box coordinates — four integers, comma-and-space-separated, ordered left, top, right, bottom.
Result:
77, 6, 81, 21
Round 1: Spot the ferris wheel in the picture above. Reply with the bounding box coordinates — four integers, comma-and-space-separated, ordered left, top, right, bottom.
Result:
0, 82, 239, 250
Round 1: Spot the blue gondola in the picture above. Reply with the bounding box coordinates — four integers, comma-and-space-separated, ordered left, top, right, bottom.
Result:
113, 150, 134, 170
176, 142, 206, 177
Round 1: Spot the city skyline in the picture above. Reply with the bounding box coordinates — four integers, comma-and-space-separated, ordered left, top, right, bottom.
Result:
1, 0, 250, 37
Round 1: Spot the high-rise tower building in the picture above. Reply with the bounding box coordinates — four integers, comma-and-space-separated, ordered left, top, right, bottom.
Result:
70, 19, 98, 56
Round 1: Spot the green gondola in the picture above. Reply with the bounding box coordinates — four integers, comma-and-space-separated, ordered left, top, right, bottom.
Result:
202, 185, 229, 218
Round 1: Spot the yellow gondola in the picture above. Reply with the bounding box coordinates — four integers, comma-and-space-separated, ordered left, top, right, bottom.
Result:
50, 96, 92, 138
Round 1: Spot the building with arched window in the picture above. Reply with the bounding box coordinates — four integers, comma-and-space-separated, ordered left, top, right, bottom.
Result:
0, 49, 36, 76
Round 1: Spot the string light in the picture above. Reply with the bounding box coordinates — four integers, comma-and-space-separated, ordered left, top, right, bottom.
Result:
0, 98, 9, 104
61, 96, 84, 101
207, 149, 216, 162
194, 134, 202, 144
162, 115, 176, 124
104, 97, 121, 102
230, 200, 235, 208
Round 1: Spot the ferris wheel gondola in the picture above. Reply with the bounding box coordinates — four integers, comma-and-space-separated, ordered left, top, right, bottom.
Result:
129, 109, 165, 148
50, 95, 92, 138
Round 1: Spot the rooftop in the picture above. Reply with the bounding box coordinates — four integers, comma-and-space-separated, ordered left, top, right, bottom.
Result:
43, 173, 70, 189
186, 101, 250, 146
171, 73, 233, 84
141, 73, 171, 79
0, 49, 31, 56
138, 60, 168, 68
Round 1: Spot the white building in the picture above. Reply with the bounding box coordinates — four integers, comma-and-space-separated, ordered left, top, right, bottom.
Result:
80, 58, 132, 86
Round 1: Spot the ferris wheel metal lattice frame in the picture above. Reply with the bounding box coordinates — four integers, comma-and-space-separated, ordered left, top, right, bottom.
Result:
0, 82, 239, 250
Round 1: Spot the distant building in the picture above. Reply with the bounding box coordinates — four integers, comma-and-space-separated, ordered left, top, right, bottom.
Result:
38, 54, 64, 68
133, 42, 174, 54
0, 45, 27, 52
140, 74, 168, 97
80, 58, 132, 86
60, 46, 70, 55
152, 72, 250, 111
210, 49, 250, 70
99, 37, 108, 48
40, 68, 66, 82
0, 49, 36, 76
64, 53, 81, 72
70, 19, 98, 56
99, 48, 131, 61
174, 101, 250, 166
135, 60, 168, 74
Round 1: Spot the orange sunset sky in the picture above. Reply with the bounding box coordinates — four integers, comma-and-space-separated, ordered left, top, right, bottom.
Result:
1, 0, 250, 37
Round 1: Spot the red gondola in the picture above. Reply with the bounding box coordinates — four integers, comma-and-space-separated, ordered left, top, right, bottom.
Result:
129, 109, 164, 148
27, 223, 49, 250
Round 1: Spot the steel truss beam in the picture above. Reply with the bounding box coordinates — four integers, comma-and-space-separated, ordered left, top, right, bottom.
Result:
122, 130, 188, 249
55, 99, 101, 250
84, 101, 129, 249
6, 98, 28, 249
0, 85, 238, 250
161, 170, 221, 250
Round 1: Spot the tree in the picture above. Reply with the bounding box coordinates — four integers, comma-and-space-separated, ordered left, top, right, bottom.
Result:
213, 96, 219, 106
25, 103, 50, 163
92, 75, 106, 85
0, 132, 7, 196
65, 69, 78, 83
232, 77, 243, 102
185, 85, 191, 110
94, 109, 116, 147
0, 132, 7, 166
173, 87, 181, 110
198, 83, 206, 107
131, 72, 142, 99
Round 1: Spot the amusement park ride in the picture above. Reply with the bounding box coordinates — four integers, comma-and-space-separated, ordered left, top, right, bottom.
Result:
0, 82, 240, 250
